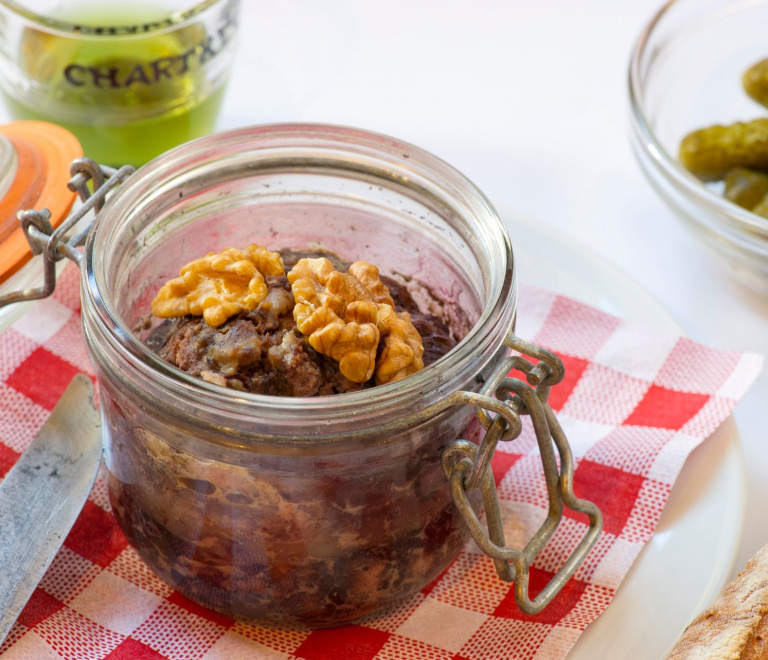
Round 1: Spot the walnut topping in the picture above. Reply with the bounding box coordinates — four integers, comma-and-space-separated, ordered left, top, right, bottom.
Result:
302, 307, 381, 383
288, 258, 424, 384
374, 307, 425, 385
348, 262, 395, 308
151, 245, 285, 328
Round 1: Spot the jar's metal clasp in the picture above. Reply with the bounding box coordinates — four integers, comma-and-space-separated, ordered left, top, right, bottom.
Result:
0, 159, 134, 309
444, 333, 602, 615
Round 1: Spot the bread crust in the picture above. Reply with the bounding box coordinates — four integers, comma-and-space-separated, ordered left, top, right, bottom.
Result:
667, 544, 768, 659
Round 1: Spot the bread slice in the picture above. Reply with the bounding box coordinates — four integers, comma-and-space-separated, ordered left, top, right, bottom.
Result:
668, 544, 768, 659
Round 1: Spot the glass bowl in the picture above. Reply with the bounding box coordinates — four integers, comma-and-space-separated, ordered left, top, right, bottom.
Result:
629, 0, 768, 292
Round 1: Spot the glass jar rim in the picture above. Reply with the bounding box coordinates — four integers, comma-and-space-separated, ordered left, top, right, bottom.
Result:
0, 0, 227, 37
628, 0, 768, 236
82, 123, 516, 438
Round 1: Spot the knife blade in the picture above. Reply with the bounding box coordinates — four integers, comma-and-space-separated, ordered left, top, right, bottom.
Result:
0, 374, 101, 643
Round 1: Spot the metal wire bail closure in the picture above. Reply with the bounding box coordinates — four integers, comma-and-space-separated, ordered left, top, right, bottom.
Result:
0, 160, 135, 309
442, 333, 603, 615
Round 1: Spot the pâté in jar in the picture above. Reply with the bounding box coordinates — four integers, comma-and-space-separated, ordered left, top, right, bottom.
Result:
0, 124, 603, 627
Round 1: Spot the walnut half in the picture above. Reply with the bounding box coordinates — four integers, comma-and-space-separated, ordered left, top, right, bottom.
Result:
151, 245, 285, 328
288, 258, 424, 384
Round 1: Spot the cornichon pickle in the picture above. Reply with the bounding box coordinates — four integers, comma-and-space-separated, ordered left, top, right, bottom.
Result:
743, 59, 768, 108
751, 194, 768, 218
679, 118, 768, 180
724, 168, 768, 209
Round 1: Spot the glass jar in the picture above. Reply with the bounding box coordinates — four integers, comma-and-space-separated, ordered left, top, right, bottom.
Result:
83, 124, 514, 626
0, 0, 239, 167
0, 124, 601, 626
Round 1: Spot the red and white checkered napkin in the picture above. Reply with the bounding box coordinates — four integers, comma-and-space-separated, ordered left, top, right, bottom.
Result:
0, 265, 761, 660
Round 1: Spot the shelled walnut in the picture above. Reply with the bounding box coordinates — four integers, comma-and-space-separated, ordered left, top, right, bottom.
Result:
149, 247, 428, 390
152, 245, 285, 327
288, 257, 424, 384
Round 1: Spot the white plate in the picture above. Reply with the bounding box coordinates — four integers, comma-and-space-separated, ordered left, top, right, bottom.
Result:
505, 213, 746, 660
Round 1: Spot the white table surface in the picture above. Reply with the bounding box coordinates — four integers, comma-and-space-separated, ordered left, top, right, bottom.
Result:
3, 0, 765, 596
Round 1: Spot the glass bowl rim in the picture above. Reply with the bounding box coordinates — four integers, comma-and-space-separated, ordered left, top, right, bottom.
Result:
628, 0, 768, 235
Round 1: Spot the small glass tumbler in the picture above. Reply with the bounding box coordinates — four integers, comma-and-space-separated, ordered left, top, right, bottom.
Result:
0, 0, 239, 167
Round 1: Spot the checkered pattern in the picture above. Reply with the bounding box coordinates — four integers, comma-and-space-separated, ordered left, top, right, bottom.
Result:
0, 267, 761, 660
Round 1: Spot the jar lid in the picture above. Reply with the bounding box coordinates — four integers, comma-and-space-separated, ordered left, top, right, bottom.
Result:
0, 121, 82, 285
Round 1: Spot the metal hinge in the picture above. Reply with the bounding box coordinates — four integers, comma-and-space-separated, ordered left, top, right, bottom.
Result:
0, 159, 134, 309
443, 333, 603, 615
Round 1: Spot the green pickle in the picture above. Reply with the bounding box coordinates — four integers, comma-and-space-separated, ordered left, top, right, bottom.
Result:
679, 118, 768, 181
724, 168, 768, 209
677, 56, 768, 219
2, 4, 235, 166
743, 59, 768, 109
752, 195, 768, 218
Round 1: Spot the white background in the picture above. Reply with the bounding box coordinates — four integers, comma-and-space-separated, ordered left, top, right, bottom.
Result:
4, 0, 766, 581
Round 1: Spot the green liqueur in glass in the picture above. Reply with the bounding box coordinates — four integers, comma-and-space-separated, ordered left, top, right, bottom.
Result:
3, 0, 237, 166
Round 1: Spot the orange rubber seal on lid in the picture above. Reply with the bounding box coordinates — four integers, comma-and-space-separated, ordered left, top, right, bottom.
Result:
0, 136, 46, 244
0, 121, 82, 286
